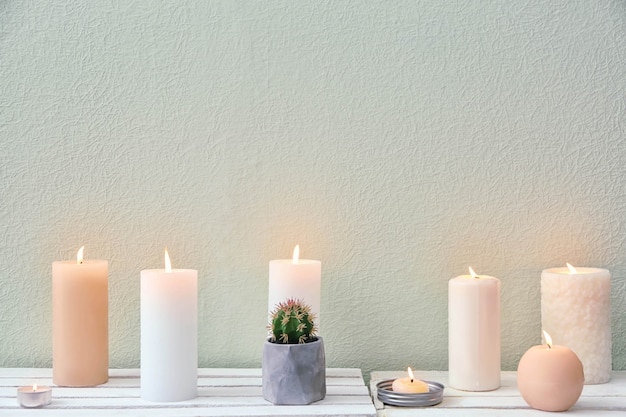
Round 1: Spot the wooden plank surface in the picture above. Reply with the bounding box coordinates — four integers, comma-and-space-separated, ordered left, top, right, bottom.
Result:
0, 368, 376, 417
370, 371, 626, 417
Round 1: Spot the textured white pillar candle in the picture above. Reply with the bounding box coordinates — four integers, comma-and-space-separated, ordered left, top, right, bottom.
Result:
448, 268, 500, 391
141, 250, 197, 402
268, 245, 321, 325
541, 265, 611, 384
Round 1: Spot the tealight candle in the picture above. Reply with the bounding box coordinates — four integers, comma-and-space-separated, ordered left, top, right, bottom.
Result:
392, 367, 429, 393
17, 384, 52, 408
517, 331, 584, 412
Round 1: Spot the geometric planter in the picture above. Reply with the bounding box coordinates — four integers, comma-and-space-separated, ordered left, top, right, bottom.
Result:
262, 337, 326, 405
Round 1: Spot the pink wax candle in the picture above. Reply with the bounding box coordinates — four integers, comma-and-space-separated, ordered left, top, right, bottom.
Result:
517, 331, 584, 412
52, 246, 108, 387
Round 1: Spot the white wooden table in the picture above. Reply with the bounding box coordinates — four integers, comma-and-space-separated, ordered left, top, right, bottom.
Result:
370, 371, 626, 416
0, 368, 376, 416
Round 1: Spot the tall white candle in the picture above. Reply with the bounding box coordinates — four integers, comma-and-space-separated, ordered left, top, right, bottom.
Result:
141, 249, 197, 402
448, 268, 500, 391
541, 264, 611, 384
268, 245, 321, 326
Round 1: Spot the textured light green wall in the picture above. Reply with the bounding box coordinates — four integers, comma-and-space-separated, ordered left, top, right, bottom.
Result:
1, 1, 625, 378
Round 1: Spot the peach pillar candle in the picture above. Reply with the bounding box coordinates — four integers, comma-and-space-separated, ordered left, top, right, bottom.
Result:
268, 245, 321, 326
448, 267, 500, 391
541, 264, 611, 384
517, 331, 584, 412
52, 246, 108, 386
141, 249, 197, 402
392, 368, 429, 393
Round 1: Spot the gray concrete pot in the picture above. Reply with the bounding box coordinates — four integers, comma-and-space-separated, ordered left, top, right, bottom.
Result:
262, 337, 326, 405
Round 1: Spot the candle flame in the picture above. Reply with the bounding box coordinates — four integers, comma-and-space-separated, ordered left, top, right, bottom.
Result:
77, 246, 84, 264
164, 248, 172, 273
407, 367, 415, 382
566, 263, 577, 274
469, 267, 478, 279
542, 330, 553, 349
32, 384, 37, 392
292, 245, 300, 264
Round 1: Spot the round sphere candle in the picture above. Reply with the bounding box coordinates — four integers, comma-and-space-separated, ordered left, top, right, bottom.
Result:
392, 368, 429, 393
52, 246, 108, 387
141, 249, 198, 402
517, 331, 584, 412
268, 245, 321, 327
448, 267, 500, 391
541, 264, 611, 384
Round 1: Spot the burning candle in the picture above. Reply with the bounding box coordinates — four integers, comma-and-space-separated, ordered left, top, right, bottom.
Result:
17, 384, 52, 408
52, 246, 108, 386
392, 367, 429, 393
141, 249, 198, 402
448, 267, 500, 391
517, 331, 584, 411
541, 263, 611, 384
268, 245, 321, 327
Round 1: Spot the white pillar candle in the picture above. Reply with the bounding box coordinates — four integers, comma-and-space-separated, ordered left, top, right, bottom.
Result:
541, 264, 611, 384
268, 245, 321, 326
141, 249, 197, 402
448, 268, 500, 391
52, 246, 108, 387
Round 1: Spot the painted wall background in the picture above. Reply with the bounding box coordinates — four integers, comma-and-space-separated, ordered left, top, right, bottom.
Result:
1, 1, 625, 377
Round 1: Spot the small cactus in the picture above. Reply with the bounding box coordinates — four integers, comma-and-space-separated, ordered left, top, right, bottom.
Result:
268, 298, 318, 344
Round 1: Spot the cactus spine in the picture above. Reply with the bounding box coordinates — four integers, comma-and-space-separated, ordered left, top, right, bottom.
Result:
268, 298, 318, 344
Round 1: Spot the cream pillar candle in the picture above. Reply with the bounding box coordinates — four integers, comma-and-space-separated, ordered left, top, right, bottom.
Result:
268, 245, 321, 325
448, 267, 500, 391
141, 249, 197, 402
52, 246, 108, 387
541, 264, 611, 384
